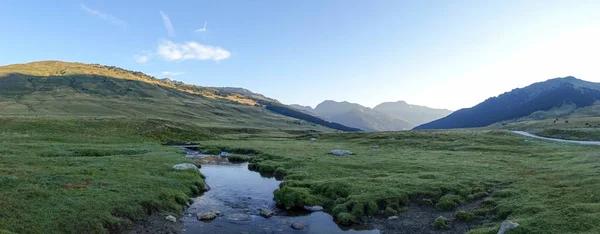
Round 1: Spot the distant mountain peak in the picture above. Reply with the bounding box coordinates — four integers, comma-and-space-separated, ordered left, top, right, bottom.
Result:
415, 77, 600, 130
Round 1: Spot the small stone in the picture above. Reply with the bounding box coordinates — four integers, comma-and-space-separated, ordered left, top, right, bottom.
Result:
219, 152, 230, 157
291, 221, 309, 230
372, 145, 380, 149
330, 150, 353, 156
388, 216, 399, 220
308, 138, 317, 142
165, 215, 177, 222
259, 208, 275, 218
497, 220, 519, 234
211, 210, 222, 216
303, 205, 324, 212
172, 163, 199, 170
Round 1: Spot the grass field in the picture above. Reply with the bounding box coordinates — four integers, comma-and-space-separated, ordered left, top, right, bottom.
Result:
197, 130, 600, 233
491, 103, 600, 141
0, 117, 214, 234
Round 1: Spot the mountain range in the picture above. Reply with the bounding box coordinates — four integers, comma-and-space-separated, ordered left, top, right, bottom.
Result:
290, 100, 452, 131
415, 76, 600, 129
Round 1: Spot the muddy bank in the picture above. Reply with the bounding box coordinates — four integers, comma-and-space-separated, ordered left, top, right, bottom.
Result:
373, 200, 486, 234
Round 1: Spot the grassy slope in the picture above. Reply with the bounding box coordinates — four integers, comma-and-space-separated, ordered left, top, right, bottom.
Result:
493, 104, 600, 141
0, 117, 218, 234
198, 130, 600, 233
0, 61, 330, 131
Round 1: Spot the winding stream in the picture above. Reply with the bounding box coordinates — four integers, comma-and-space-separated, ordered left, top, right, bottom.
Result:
181, 157, 379, 234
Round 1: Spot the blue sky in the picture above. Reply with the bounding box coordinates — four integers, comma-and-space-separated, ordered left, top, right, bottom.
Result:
1, 0, 600, 110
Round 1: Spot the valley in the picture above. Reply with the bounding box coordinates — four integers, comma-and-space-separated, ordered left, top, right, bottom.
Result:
2, 62, 600, 234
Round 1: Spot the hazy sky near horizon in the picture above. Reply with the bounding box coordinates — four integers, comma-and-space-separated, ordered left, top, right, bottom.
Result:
1, 0, 600, 110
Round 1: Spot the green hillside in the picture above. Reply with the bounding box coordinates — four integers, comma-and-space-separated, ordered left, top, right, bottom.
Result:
0, 61, 338, 131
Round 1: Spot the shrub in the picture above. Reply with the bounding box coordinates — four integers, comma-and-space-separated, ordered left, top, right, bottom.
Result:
432, 216, 451, 230
436, 194, 463, 211
467, 191, 489, 200
455, 210, 476, 222
383, 207, 397, 216
419, 198, 434, 206
273, 186, 315, 208
274, 167, 286, 177
228, 155, 250, 163
336, 212, 356, 225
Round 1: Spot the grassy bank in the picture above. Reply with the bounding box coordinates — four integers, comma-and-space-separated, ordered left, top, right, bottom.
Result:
494, 116, 600, 141
199, 130, 600, 233
0, 117, 210, 234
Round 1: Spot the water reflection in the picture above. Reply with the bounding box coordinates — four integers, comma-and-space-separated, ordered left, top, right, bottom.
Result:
182, 160, 379, 234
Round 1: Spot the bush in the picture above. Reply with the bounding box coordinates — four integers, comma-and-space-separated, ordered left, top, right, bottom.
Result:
455, 210, 476, 222
432, 216, 451, 230
312, 182, 351, 199
383, 207, 397, 216
273, 186, 315, 208
228, 155, 250, 163
274, 167, 286, 177
419, 198, 434, 206
336, 212, 356, 225
436, 194, 463, 211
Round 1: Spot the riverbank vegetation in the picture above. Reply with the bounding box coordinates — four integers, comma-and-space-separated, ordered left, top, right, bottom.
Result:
199, 130, 600, 233
0, 117, 208, 234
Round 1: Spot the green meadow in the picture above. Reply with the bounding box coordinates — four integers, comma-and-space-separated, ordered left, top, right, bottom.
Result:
199, 130, 600, 234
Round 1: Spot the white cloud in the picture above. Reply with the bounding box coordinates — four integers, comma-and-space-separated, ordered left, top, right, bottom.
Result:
162, 71, 185, 76
159, 11, 176, 37
157, 39, 231, 61
134, 55, 149, 64
194, 21, 207, 33
80, 4, 126, 29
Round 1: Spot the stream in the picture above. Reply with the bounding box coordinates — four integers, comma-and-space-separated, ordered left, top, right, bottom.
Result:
181, 156, 380, 234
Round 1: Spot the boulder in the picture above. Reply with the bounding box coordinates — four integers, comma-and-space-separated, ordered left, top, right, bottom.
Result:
219, 152, 230, 157
388, 216, 399, 220
291, 221, 309, 230
308, 138, 317, 142
498, 220, 519, 234
303, 205, 324, 212
172, 163, 198, 170
197, 211, 220, 221
330, 150, 353, 156
165, 215, 177, 223
371, 146, 380, 149
259, 208, 275, 218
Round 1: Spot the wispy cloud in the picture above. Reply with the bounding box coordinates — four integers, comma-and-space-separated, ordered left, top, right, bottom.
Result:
134, 55, 149, 64
157, 39, 231, 62
162, 71, 185, 76
80, 4, 126, 29
194, 21, 207, 33
159, 11, 176, 37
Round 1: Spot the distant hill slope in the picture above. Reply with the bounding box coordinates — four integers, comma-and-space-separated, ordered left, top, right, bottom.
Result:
0, 61, 359, 131
415, 77, 600, 130
373, 101, 452, 126
289, 104, 316, 114
311, 100, 414, 131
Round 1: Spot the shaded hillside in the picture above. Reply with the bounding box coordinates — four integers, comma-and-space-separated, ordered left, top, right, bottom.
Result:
373, 101, 452, 126
0, 61, 357, 131
415, 77, 600, 129
289, 104, 316, 114
312, 100, 414, 131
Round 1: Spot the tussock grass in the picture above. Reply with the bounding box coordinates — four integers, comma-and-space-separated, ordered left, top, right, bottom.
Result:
0, 117, 207, 234
198, 130, 600, 233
